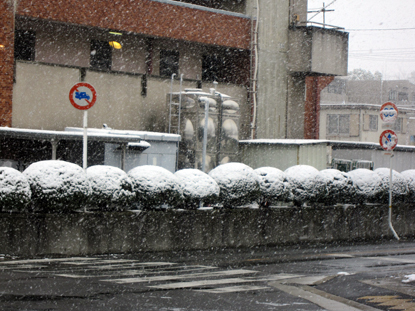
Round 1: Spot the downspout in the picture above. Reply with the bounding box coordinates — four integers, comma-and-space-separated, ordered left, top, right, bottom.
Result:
250, 0, 259, 139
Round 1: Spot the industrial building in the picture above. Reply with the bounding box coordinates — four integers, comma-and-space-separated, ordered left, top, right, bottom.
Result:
0, 0, 348, 170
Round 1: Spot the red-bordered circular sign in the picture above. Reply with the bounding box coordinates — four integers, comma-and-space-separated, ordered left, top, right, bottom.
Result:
380, 102, 398, 123
69, 83, 97, 110
379, 129, 398, 151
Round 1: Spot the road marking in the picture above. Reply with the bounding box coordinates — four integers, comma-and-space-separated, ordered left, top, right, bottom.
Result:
365, 256, 415, 264
148, 277, 257, 289
326, 253, 355, 258
55, 265, 218, 278
148, 274, 302, 290
104, 269, 257, 284
197, 285, 270, 293
0, 257, 98, 265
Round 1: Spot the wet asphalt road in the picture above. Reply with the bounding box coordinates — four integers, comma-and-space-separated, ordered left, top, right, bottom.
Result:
1, 240, 415, 310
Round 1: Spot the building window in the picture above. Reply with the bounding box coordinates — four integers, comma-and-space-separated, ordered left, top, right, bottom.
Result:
389, 90, 397, 101
90, 40, 112, 71
327, 114, 349, 135
160, 50, 179, 77
398, 92, 408, 101
369, 115, 378, 131
14, 30, 36, 61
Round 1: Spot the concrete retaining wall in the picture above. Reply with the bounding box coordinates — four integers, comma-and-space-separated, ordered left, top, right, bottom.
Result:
1, 204, 414, 256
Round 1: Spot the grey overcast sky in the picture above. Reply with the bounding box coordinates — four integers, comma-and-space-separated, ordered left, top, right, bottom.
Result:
307, 0, 415, 80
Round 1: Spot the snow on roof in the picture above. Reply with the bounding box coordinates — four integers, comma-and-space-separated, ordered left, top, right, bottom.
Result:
239, 139, 327, 145
0, 126, 144, 144
65, 127, 181, 142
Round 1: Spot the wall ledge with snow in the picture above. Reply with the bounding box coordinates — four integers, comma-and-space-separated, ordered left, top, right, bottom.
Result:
1, 204, 414, 257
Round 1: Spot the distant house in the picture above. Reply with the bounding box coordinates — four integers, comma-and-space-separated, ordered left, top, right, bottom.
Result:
320, 79, 415, 145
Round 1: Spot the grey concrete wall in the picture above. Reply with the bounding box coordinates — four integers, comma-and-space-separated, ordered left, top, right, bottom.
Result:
0, 204, 413, 256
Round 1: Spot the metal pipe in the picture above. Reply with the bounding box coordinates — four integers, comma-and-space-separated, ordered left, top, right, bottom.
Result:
388, 154, 400, 240
51, 139, 58, 160
201, 97, 209, 173
168, 73, 176, 133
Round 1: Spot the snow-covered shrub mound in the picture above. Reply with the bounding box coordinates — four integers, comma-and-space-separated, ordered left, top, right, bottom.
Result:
86, 165, 135, 210
208, 163, 260, 208
347, 169, 383, 204
284, 165, 320, 205
254, 167, 291, 207
0, 167, 31, 211
128, 165, 183, 209
374, 168, 408, 203
23, 160, 91, 212
174, 169, 220, 208
314, 169, 355, 204
401, 170, 415, 202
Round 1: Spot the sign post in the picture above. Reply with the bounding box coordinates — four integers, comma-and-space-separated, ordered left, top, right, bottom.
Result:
69, 83, 97, 171
379, 102, 399, 240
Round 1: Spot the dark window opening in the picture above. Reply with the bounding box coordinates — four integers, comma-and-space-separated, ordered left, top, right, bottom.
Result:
202, 48, 249, 85
160, 50, 179, 77
14, 30, 36, 61
202, 55, 223, 82
90, 40, 112, 71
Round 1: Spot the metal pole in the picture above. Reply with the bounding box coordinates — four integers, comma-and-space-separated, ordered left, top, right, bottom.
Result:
83, 110, 88, 171
201, 98, 209, 173
388, 154, 400, 240
51, 139, 58, 160
121, 143, 127, 171
168, 73, 176, 133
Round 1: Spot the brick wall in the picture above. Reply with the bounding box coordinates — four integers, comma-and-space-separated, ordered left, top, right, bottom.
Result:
304, 76, 335, 139
0, 0, 14, 127
16, 0, 251, 50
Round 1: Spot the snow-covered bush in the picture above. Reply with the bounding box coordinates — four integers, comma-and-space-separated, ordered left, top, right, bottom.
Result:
174, 169, 220, 209
314, 169, 355, 205
401, 170, 415, 202
23, 160, 91, 212
284, 165, 320, 205
254, 167, 291, 207
208, 162, 260, 208
374, 168, 408, 203
347, 169, 383, 204
86, 165, 135, 210
0, 167, 31, 211
128, 165, 183, 209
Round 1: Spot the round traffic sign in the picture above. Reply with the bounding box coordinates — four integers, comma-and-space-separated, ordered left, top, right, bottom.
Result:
380, 102, 398, 123
379, 129, 398, 151
69, 83, 97, 110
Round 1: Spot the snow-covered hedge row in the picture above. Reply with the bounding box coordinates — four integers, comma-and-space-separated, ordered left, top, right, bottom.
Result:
1, 160, 415, 212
